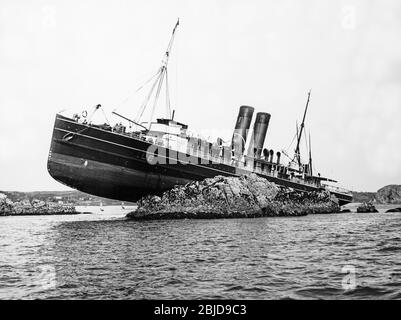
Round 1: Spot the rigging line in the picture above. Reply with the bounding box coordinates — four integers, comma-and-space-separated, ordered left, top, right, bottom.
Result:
65, 104, 103, 139
88, 104, 102, 123
295, 90, 311, 165
145, 19, 179, 128
134, 68, 162, 94
309, 131, 313, 176
112, 111, 148, 131
113, 68, 161, 112
136, 69, 162, 122
148, 67, 166, 130
293, 121, 300, 164
175, 24, 179, 111
136, 19, 179, 126
62, 107, 100, 139
101, 107, 110, 126
304, 124, 309, 158
286, 132, 298, 153
165, 68, 171, 118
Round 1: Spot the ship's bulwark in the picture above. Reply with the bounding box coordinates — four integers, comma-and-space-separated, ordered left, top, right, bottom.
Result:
47, 114, 353, 205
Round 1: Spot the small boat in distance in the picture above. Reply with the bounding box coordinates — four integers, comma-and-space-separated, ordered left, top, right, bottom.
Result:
47, 19, 353, 206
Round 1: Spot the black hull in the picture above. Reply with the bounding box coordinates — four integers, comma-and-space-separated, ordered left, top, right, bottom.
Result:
47, 115, 353, 205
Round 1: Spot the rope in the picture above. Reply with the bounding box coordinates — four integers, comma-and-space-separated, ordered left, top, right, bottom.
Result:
116, 20, 180, 127
113, 68, 161, 113
136, 69, 162, 122
176, 30, 179, 115
148, 67, 166, 130
88, 104, 101, 123
62, 104, 100, 141
303, 125, 309, 157
165, 68, 171, 118
286, 132, 297, 153
134, 69, 162, 94
101, 107, 110, 126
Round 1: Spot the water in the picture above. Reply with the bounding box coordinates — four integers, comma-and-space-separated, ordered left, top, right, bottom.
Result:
0, 206, 400, 300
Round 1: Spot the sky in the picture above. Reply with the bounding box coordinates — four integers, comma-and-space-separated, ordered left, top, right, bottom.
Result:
0, 0, 400, 192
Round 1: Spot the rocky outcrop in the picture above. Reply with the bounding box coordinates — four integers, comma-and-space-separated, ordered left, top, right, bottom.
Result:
376, 185, 401, 204
356, 202, 378, 213
0, 193, 77, 216
127, 174, 340, 220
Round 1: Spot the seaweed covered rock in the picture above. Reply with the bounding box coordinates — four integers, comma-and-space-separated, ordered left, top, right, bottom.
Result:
356, 202, 378, 213
0, 193, 77, 216
127, 174, 340, 220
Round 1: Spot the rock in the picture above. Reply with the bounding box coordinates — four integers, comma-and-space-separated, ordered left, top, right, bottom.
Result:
12, 199, 33, 214
127, 174, 340, 220
32, 199, 46, 208
341, 209, 351, 213
376, 185, 401, 204
356, 202, 378, 213
0, 193, 14, 215
385, 207, 401, 213
0, 193, 77, 216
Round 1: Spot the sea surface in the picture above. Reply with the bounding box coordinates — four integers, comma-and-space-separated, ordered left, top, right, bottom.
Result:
0, 205, 400, 300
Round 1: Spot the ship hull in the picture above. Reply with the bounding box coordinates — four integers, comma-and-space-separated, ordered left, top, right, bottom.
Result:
48, 114, 353, 205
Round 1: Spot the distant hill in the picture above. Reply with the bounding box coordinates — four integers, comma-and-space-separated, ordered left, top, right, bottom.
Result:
352, 185, 401, 204
0, 190, 136, 206
351, 191, 376, 203
376, 185, 401, 204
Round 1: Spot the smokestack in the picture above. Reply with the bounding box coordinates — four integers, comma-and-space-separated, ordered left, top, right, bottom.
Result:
276, 151, 281, 165
263, 148, 269, 160
247, 112, 271, 158
269, 149, 274, 162
232, 106, 254, 157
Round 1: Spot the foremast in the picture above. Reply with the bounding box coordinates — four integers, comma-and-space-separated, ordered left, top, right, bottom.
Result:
136, 19, 180, 130
294, 90, 311, 168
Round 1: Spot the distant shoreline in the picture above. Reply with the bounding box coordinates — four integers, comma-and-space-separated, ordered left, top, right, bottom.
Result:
0, 211, 92, 217
0, 190, 136, 207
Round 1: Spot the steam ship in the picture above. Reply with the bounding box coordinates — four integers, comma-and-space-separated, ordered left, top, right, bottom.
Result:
47, 20, 353, 206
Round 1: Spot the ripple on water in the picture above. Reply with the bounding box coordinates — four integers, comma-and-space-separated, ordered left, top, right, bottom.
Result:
0, 211, 400, 299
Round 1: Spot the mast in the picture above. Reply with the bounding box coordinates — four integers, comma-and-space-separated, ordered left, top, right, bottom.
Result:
294, 90, 311, 166
146, 19, 180, 130
309, 131, 313, 176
